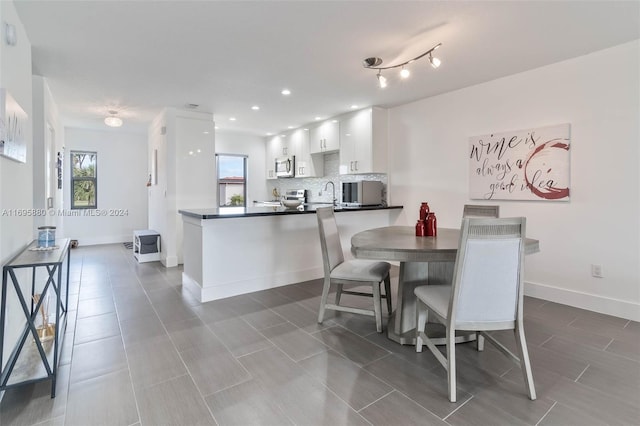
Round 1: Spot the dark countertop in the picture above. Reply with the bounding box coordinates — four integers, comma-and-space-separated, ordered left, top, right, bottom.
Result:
179, 205, 403, 220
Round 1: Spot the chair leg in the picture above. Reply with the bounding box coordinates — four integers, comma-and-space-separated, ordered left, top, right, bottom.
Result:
335, 283, 343, 306
446, 327, 457, 403
384, 274, 392, 314
372, 281, 382, 333
514, 321, 537, 400
318, 277, 331, 324
415, 299, 428, 353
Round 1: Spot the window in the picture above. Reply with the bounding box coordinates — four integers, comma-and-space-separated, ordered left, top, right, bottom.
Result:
216, 154, 247, 207
71, 151, 97, 209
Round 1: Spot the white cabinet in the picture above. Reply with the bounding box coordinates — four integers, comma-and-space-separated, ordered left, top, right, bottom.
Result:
339, 107, 388, 174
291, 128, 322, 178
310, 120, 340, 154
265, 135, 285, 180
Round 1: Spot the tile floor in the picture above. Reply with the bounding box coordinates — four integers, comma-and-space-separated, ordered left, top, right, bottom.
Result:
1, 243, 638, 425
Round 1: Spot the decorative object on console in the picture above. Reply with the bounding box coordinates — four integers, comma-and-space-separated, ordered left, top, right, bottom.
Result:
363, 42, 442, 89
425, 212, 437, 237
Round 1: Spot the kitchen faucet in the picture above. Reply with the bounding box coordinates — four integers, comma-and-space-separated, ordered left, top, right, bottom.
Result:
323, 181, 337, 206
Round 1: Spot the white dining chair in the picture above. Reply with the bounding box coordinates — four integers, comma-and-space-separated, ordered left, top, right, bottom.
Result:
462, 204, 500, 218
414, 217, 536, 402
316, 207, 392, 332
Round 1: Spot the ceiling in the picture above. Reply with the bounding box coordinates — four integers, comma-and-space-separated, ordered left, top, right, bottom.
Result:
13, 0, 640, 136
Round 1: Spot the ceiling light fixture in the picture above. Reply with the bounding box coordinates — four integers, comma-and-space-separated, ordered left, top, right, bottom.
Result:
251, 105, 260, 110
104, 110, 123, 127
363, 42, 442, 88
281, 89, 291, 95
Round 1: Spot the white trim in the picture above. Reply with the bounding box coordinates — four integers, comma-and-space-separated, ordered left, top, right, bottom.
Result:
183, 268, 323, 302
73, 234, 131, 246
525, 281, 640, 321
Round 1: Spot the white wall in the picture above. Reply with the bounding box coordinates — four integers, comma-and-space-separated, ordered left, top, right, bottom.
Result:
63, 128, 148, 245
148, 108, 215, 267
215, 130, 267, 203
388, 40, 640, 320
0, 0, 35, 366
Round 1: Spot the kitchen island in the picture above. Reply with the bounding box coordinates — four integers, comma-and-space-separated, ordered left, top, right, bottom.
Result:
179, 205, 402, 302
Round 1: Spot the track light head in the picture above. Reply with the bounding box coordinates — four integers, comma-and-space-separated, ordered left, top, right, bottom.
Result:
377, 72, 387, 89
429, 53, 441, 69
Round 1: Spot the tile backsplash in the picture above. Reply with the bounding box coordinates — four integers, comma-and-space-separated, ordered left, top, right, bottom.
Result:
272, 152, 387, 204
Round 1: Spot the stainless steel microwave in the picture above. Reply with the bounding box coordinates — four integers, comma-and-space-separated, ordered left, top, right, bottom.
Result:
275, 156, 295, 178
342, 181, 383, 206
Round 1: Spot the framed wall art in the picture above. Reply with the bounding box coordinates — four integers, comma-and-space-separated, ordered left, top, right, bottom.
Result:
468, 123, 570, 201
0, 89, 28, 163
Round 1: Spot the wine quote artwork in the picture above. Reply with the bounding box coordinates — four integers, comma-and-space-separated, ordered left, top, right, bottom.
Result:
469, 124, 570, 201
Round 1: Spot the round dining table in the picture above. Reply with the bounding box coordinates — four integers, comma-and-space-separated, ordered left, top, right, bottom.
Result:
351, 226, 540, 345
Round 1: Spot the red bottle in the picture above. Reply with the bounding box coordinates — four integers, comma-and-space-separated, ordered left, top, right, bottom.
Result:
415, 220, 425, 237
419, 202, 430, 221
425, 212, 437, 237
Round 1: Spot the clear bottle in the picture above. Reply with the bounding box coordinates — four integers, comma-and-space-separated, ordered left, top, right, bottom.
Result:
425, 212, 437, 237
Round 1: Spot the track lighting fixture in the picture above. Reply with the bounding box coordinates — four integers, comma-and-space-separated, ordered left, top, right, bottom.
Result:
363, 42, 442, 88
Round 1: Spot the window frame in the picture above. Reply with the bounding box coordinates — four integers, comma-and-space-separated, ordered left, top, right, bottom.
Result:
70, 150, 98, 210
216, 153, 248, 207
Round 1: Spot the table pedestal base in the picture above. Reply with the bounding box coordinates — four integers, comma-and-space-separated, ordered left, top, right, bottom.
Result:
387, 315, 477, 345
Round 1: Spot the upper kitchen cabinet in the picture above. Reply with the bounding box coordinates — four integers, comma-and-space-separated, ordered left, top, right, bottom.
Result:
291, 128, 322, 178
339, 107, 388, 174
309, 120, 340, 154
265, 134, 285, 180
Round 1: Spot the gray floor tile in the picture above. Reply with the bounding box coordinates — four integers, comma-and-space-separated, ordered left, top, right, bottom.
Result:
298, 349, 393, 411
164, 316, 220, 352
70, 335, 127, 384
311, 325, 390, 366
136, 375, 215, 426
76, 296, 115, 319
126, 334, 187, 390
65, 369, 138, 426
180, 339, 251, 396
119, 312, 167, 346
0, 364, 69, 426
239, 346, 370, 425
207, 317, 273, 357
260, 322, 329, 361
205, 379, 294, 426
445, 396, 530, 426
363, 354, 470, 418
74, 312, 120, 345
359, 390, 447, 425
5, 244, 637, 426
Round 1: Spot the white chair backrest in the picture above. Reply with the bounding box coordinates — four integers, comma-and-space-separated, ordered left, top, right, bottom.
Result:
450, 217, 525, 326
316, 207, 345, 274
463, 204, 500, 218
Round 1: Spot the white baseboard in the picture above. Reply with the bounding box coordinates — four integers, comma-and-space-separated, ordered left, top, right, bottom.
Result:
183, 268, 323, 303
73, 234, 130, 246
525, 281, 640, 322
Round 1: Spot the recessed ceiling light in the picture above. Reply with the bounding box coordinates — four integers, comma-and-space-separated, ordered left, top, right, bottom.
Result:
314, 117, 322, 121
350, 105, 359, 109
332, 120, 338, 123
281, 89, 291, 96
215, 126, 219, 129
203, 131, 209, 134
287, 126, 294, 129
251, 105, 260, 110
266, 132, 273, 136
229, 117, 236, 121
303, 128, 309, 131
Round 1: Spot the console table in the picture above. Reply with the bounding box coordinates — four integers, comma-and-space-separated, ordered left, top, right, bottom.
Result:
0, 238, 71, 398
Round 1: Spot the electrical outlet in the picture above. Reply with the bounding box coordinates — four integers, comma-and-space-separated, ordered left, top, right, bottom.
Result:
591, 264, 603, 278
